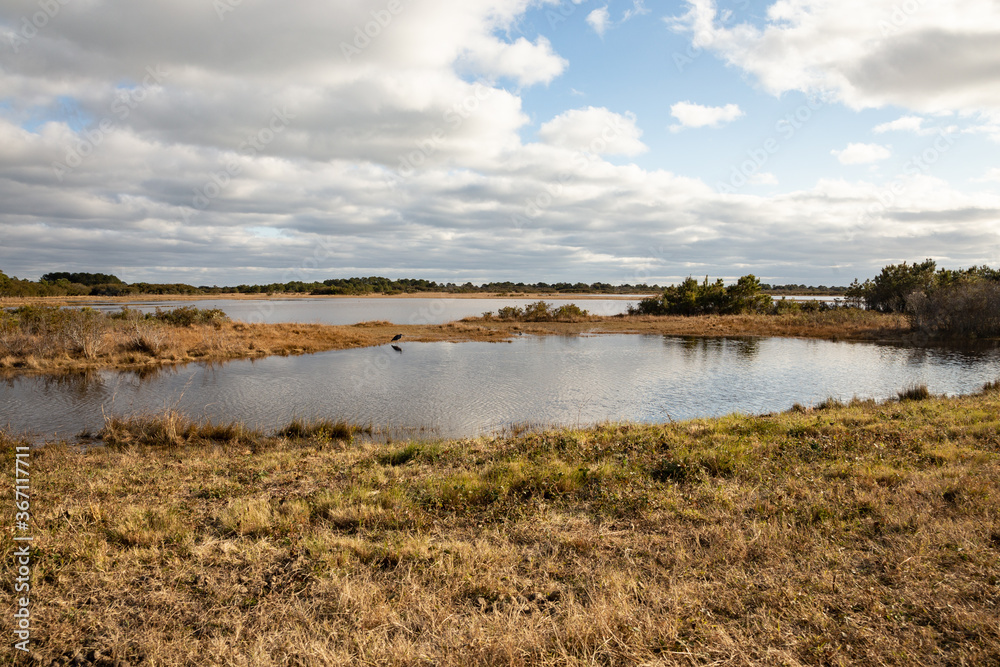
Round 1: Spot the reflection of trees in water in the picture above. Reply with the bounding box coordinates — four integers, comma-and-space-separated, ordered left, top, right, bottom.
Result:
670, 335, 760, 360
874, 340, 1000, 369
41, 370, 104, 397
730, 338, 760, 358
123, 364, 175, 383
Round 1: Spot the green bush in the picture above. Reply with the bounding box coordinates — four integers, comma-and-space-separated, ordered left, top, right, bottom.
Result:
488, 301, 589, 322
629, 275, 772, 316
845, 259, 937, 313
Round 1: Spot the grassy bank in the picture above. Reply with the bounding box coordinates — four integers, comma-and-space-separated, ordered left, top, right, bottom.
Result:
3, 388, 999, 665
2, 304, 909, 375
0, 306, 515, 374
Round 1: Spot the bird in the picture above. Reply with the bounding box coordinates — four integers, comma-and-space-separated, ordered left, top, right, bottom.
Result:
390, 333, 403, 343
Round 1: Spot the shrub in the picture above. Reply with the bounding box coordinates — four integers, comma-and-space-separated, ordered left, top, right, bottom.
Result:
61, 308, 109, 359
152, 306, 229, 327
496, 305, 524, 320
846, 259, 937, 313
631, 274, 772, 316
488, 302, 589, 322
906, 281, 1000, 338
552, 303, 589, 321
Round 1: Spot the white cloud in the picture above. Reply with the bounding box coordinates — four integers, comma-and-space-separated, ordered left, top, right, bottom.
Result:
873, 116, 925, 134
537, 107, 648, 156
586, 7, 611, 37
832, 143, 892, 164
2, 0, 1000, 286
974, 168, 1000, 183
670, 0, 1000, 114
623, 1, 650, 22
461, 35, 567, 87
669, 101, 743, 131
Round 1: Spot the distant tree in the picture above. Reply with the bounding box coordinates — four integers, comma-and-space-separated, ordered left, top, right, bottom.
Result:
41, 272, 125, 286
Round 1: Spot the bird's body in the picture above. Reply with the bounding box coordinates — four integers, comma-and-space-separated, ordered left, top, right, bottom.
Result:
390, 333, 403, 343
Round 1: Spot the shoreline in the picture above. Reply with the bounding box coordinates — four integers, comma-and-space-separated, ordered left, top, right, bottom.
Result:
0, 292, 652, 307
0, 290, 845, 308
0, 311, 913, 376
9, 388, 1000, 664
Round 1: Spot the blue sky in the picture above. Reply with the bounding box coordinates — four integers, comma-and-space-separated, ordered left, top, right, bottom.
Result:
1, 0, 998, 286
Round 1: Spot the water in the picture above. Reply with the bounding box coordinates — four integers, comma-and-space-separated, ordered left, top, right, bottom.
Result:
4, 335, 998, 441
79, 296, 638, 325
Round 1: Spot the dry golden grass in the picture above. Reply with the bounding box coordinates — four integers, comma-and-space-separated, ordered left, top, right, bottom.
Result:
3, 388, 999, 665
2, 308, 909, 376
0, 319, 515, 375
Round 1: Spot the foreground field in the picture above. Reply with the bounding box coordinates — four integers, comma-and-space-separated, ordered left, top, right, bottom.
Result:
1, 305, 909, 374
3, 387, 999, 665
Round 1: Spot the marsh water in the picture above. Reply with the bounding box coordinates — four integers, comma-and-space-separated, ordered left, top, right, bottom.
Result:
4, 335, 998, 441
83, 296, 641, 324
80, 295, 841, 325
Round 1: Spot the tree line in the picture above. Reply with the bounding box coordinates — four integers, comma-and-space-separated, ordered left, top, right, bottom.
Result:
0, 271, 664, 298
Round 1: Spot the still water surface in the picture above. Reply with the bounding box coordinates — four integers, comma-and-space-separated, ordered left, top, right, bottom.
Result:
4, 335, 998, 440
85, 297, 638, 325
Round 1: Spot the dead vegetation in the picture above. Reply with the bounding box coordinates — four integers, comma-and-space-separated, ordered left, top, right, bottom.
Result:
0, 303, 915, 376
3, 386, 999, 665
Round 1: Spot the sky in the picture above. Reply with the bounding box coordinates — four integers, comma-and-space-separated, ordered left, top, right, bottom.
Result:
1, 0, 999, 287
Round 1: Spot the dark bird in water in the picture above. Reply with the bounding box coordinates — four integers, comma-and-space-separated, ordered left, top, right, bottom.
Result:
390, 333, 403, 342
391, 344, 403, 353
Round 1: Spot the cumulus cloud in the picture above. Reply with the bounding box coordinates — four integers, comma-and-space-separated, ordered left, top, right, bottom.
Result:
460, 35, 567, 87
670, 0, 1000, 114
586, 7, 611, 36
669, 101, 743, 131
537, 107, 648, 156
1, 0, 999, 287
832, 143, 892, 164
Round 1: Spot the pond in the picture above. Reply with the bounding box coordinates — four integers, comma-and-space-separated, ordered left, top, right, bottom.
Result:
4, 335, 998, 441
80, 296, 639, 325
